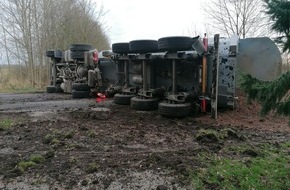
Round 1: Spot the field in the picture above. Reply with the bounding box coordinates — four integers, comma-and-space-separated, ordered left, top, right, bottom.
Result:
0, 91, 289, 190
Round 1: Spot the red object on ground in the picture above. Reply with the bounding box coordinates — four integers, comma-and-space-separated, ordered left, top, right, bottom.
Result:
96, 93, 106, 103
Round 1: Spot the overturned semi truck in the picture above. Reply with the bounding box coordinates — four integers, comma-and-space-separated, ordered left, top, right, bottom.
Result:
46, 35, 281, 118
111, 35, 281, 118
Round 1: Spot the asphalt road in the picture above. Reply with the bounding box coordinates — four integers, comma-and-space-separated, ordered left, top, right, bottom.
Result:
0, 93, 112, 112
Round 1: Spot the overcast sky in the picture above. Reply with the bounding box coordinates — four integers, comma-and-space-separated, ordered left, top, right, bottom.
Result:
98, 0, 205, 46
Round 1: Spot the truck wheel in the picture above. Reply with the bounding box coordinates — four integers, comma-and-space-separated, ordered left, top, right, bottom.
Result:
158, 102, 192, 117
158, 36, 194, 52
69, 44, 93, 61
113, 93, 135, 105
46, 50, 55, 58
130, 96, 159, 110
69, 44, 93, 51
56, 86, 64, 93
72, 90, 90, 98
46, 85, 57, 93
129, 40, 158, 53
54, 50, 63, 59
112, 43, 129, 54
72, 83, 90, 91
70, 51, 85, 60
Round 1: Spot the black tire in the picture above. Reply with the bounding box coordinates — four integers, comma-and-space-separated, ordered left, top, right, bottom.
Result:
158, 102, 192, 117
54, 50, 63, 59
56, 86, 64, 93
158, 36, 194, 52
69, 44, 93, 60
129, 40, 158, 53
56, 78, 63, 85
72, 83, 90, 91
113, 93, 135, 105
112, 43, 129, 54
69, 44, 93, 51
46, 50, 55, 58
130, 96, 159, 111
72, 90, 90, 98
70, 51, 85, 60
46, 85, 57, 93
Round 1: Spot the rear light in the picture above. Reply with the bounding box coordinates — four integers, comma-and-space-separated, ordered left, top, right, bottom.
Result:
97, 92, 106, 99
93, 50, 99, 64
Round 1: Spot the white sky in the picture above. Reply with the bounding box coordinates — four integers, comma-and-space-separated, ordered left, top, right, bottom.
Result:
98, 0, 206, 46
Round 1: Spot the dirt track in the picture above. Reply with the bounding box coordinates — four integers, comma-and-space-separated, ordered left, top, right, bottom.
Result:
0, 92, 289, 190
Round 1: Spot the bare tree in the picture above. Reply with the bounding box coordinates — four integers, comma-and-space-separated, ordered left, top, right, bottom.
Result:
203, 0, 267, 38
0, 0, 110, 88
0, 16, 11, 80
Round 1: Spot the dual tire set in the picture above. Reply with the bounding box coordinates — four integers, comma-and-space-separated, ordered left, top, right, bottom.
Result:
112, 36, 195, 117
114, 93, 193, 117
114, 94, 160, 111
71, 83, 91, 98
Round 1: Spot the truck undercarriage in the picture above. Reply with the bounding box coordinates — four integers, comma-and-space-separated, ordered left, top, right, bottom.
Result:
46, 35, 282, 118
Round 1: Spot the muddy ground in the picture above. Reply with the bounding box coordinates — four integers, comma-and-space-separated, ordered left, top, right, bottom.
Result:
0, 91, 289, 190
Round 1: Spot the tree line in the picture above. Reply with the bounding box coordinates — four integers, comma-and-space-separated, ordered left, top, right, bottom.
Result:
0, 0, 109, 89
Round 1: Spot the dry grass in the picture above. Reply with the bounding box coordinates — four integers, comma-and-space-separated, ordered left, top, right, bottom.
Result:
0, 65, 48, 93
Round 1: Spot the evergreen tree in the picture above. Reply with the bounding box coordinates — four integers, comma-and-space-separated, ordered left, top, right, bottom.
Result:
264, 0, 290, 52
240, 72, 290, 117
240, 0, 290, 119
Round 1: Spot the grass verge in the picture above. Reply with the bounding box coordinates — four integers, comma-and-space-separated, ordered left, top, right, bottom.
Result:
191, 142, 290, 189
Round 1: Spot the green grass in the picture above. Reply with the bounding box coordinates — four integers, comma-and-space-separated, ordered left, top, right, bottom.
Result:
18, 161, 37, 173
17, 154, 45, 173
30, 154, 45, 164
68, 156, 78, 164
195, 128, 241, 143
0, 118, 13, 131
64, 130, 75, 139
88, 130, 97, 138
44, 130, 75, 146
191, 143, 290, 190
86, 163, 100, 173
